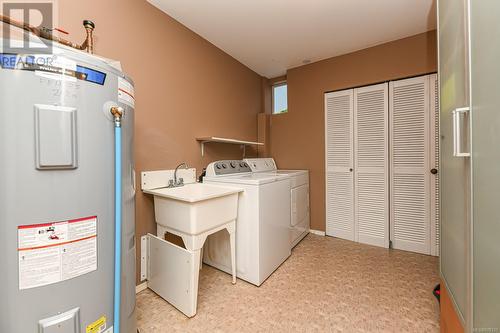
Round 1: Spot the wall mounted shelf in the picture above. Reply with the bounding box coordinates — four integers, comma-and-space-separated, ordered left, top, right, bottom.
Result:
196, 137, 264, 157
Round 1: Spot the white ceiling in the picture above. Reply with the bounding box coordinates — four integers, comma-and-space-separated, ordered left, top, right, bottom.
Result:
148, 0, 437, 78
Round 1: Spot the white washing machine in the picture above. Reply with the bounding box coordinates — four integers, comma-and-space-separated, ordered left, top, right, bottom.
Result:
244, 158, 310, 248
202, 160, 291, 286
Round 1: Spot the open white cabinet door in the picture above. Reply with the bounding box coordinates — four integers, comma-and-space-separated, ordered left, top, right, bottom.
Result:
354, 83, 389, 248
141, 234, 201, 317
325, 90, 355, 241
389, 75, 433, 255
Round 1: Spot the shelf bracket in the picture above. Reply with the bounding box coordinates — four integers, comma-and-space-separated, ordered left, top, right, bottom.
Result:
201, 141, 206, 157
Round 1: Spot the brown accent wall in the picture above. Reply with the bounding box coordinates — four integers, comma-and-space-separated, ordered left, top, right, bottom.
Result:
58, 0, 262, 283
440, 280, 464, 333
257, 113, 271, 157
269, 31, 437, 232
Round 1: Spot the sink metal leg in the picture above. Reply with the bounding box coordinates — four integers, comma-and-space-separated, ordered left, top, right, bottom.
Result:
227, 221, 236, 284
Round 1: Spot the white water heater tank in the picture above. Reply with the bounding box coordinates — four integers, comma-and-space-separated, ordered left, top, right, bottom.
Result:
0, 38, 136, 333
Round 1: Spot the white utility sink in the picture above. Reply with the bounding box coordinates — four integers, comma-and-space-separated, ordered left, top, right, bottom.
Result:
141, 171, 241, 317
144, 183, 242, 235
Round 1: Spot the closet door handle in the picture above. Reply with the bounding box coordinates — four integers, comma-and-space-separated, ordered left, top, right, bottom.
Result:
452, 107, 470, 157
349, 168, 353, 172
430, 168, 438, 175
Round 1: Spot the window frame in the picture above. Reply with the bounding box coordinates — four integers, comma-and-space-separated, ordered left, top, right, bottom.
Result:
271, 81, 288, 115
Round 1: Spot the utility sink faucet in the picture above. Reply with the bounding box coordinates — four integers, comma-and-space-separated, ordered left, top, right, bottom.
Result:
169, 162, 189, 187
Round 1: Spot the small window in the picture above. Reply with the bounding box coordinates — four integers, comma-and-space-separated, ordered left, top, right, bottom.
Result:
272, 83, 288, 114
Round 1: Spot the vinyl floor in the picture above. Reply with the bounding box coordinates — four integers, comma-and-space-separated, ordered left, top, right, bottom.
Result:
137, 234, 440, 332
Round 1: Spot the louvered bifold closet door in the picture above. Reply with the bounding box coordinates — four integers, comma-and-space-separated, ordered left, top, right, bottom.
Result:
429, 74, 440, 256
389, 76, 431, 254
354, 83, 389, 247
325, 90, 355, 241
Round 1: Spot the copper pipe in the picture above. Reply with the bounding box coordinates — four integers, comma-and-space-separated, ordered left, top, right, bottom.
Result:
81, 20, 95, 54
0, 14, 95, 54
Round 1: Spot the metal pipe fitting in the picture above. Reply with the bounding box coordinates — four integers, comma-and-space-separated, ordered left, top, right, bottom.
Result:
80, 20, 95, 54
110, 106, 124, 128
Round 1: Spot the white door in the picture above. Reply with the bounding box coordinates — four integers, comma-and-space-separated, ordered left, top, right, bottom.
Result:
429, 74, 440, 256
354, 83, 389, 248
325, 75, 438, 252
325, 89, 355, 241
389, 75, 437, 255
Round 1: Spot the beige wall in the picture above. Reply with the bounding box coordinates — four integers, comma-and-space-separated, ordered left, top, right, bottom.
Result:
58, 0, 262, 283
269, 31, 437, 232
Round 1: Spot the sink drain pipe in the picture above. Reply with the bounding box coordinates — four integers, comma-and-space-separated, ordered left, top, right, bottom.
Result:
111, 106, 124, 333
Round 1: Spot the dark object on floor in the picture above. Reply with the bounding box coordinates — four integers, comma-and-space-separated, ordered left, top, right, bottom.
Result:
433, 284, 440, 302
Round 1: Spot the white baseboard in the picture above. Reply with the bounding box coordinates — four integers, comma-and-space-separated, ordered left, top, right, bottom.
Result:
136, 281, 148, 294
309, 229, 326, 236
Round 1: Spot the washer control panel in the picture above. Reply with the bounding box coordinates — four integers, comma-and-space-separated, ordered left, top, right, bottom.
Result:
244, 158, 277, 172
205, 160, 251, 176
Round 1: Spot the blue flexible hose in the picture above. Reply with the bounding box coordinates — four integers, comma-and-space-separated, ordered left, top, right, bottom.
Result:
113, 124, 122, 333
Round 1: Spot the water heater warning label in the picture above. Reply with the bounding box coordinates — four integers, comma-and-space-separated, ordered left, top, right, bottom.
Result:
17, 216, 97, 290
118, 77, 135, 108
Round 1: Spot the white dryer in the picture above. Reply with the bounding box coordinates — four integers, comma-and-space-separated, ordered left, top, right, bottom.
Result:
202, 160, 291, 286
244, 158, 310, 248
